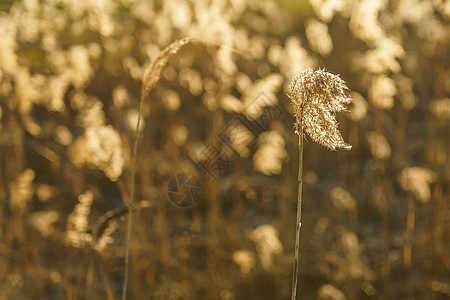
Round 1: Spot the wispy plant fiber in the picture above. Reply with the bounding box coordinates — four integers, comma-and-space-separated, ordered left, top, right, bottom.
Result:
289, 68, 352, 150
141, 37, 192, 100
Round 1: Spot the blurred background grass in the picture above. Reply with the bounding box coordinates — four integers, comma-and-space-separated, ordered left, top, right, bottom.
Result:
0, 0, 448, 299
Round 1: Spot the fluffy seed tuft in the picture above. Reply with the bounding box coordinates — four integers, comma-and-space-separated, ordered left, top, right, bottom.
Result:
289, 68, 352, 151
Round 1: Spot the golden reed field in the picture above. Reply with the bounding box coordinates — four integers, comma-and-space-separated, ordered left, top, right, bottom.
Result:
0, 0, 448, 299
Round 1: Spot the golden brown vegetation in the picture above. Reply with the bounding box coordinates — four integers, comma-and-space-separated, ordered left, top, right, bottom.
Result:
289, 68, 353, 300
0, 0, 448, 299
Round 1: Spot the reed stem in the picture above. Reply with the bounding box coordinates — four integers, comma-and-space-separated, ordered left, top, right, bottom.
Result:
291, 126, 304, 300
121, 95, 143, 300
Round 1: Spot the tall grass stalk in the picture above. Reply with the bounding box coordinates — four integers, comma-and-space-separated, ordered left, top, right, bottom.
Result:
289, 68, 352, 299
121, 95, 142, 300
291, 121, 304, 300
121, 38, 191, 300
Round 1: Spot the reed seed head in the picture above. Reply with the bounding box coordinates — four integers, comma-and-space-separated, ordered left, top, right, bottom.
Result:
289, 68, 352, 151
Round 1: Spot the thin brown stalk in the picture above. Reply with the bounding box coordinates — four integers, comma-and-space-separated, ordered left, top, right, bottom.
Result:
121, 94, 142, 300
121, 38, 192, 300
291, 121, 304, 300
404, 193, 415, 269
289, 68, 352, 300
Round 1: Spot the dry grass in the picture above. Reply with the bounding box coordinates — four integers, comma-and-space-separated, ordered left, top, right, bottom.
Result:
0, 0, 448, 299
289, 68, 352, 300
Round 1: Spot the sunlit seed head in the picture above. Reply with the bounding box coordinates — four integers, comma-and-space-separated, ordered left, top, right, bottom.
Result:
366, 131, 391, 160
305, 18, 333, 57
232, 250, 256, 275
429, 98, 450, 119
398, 167, 437, 203
289, 68, 352, 151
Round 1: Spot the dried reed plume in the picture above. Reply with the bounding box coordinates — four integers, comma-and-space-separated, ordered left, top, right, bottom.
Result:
290, 68, 352, 151
289, 68, 352, 300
